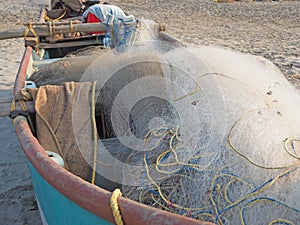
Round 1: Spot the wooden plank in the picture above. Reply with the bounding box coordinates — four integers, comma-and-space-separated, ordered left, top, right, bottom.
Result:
24, 20, 82, 26
158, 31, 185, 47
38, 39, 103, 49
0, 23, 109, 40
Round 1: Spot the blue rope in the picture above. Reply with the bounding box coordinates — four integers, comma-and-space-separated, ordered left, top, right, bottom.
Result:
241, 197, 300, 225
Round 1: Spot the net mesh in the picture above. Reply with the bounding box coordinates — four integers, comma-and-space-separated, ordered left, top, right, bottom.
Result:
89, 45, 300, 224
29, 21, 300, 224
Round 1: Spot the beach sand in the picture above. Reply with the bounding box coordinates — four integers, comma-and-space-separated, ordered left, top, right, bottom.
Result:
0, 1, 47, 224
0, 0, 299, 224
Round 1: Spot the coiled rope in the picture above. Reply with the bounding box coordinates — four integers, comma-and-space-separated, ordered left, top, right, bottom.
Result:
139, 124, 300, 224
91, 81, 98, 184
10, 90, 35, 134
110, 189, 124, 225
44, 10, 66, 22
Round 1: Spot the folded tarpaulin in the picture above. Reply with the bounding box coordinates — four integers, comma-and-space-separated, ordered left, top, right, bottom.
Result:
28, 81, 94, 180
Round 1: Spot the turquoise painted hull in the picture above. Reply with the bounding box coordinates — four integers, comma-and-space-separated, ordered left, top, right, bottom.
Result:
29, 163, 113, 225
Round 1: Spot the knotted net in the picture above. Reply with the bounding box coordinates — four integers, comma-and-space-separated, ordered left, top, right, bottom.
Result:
29, 34, 300, 224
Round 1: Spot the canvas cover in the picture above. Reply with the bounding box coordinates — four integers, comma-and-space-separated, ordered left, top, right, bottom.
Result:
28, 82, 94, 180
51, 0, 84, 12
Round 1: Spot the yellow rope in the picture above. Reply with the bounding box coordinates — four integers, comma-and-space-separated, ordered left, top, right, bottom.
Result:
142, 127, 214, 211
91, 81, 98, 185
227, 107, 300, 170
24, 22, 38, 38
48, 22, 53, 36
172, 67, 200, 102
110, 189, 124, 225
24, 22, 41, 57
133, 73, 300, 221
69, 21, 74, 34
142, 124, 300, 223
44, 10, 66, 22
143, 148, 206, 211
18, 99, 36, 134
227, 167, 294, 219
284, 137, 300, 160
10, 97, 16, 125
240, 198, 296, 225
9, 94, 35, 134
268, 219, 295, 225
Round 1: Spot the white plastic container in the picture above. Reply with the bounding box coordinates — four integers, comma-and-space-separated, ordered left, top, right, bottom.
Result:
46, 151, 64, 167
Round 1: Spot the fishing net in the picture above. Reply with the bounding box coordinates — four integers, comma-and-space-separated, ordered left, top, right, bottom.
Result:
28, 22, 300, 223
29, 46, 110, 87
76, 44, 300, 224
29, 20, 158, 87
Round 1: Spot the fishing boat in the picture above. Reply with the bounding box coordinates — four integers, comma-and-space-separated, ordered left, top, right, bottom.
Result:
0, 2, 213, 225
2, 1, 300, 225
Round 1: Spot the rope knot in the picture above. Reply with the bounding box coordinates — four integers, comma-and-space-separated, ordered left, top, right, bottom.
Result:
110, 189, 124, 225
9, 90, 35, 134
15, 89, 33, 101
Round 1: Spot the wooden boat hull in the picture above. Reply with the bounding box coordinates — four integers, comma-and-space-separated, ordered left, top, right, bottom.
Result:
29, 163, 113, 225
15, 97, 213, 225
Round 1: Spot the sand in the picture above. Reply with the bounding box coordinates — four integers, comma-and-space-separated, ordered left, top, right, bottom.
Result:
0, 1, 47, 224
0, 0, 299, 224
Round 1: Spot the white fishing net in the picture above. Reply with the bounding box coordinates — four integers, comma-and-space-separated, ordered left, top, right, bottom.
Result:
74, 41, 300, 224
30, 19, 300, 223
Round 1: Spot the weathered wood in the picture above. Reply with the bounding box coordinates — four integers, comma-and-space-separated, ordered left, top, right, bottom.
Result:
38, 38, 103, 49
0, 98, 35, 117
24, 37, 39, 47
23, 20, 82, 26
158, 31, 186, 47
0, 23, 109, 40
